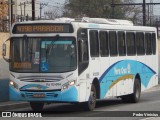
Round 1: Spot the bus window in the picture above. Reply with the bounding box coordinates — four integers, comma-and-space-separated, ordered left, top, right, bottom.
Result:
118, 31, 126, 56
126, 32, 136, 55
136, 32, 145, 55
145, 33, 152, 55
99, 31, 109, 57
89, 30, 99, 57
152, 33, 156, 55
77, 28, 89, 75
109, 31, 117, 56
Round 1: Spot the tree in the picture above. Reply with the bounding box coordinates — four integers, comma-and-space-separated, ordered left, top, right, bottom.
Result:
122, 0, 142, 24
63, 0, 155, 25
63, 0, 125, 19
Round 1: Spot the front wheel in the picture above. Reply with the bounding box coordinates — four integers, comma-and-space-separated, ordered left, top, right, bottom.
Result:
83, 84, 96, 111
30, 102, 44, 111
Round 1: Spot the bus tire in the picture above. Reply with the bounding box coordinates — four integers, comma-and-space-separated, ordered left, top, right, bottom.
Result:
122, 78, 141, 103
30, 102, 44, 111
83, 84, 96, 111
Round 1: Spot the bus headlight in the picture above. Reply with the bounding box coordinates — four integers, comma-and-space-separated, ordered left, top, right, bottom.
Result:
61, 80, 76, 91
69, 80, 76, 86
9, 80, 18, 89
62, 83, 69, 91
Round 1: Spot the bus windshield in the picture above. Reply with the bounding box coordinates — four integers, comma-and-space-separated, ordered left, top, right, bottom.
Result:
10, 37, 77, 73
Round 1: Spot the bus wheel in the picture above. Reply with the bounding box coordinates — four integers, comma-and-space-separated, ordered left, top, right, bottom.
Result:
83, 84, 96, 111
122, 78, 141, 103
30, 102, 44, 111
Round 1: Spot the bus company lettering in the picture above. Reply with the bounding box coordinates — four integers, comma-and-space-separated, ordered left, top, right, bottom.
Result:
114, 64, 131, 75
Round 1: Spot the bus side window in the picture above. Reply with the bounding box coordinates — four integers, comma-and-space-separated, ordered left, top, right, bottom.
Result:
82, 40, 89, 61
136, 32, 145, 55
145, 33, 152, 55
99, 31, 109, 57
152, 33, 156, 55
89, 30, 99, 57
126, 32, 136, 56
118, 31, 126, 56
109, 31, 117, 56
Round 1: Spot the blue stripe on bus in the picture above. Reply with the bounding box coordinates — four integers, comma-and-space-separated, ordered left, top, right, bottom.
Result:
99, 60, 156, 98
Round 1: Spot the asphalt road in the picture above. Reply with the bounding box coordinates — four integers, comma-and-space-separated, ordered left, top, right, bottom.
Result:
2, 85, 160, 120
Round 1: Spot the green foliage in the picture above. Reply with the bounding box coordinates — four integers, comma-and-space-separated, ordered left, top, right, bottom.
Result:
63, 0, 125, 19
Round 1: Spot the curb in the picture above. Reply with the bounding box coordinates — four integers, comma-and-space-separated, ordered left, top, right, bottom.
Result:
0, 102, 30, 111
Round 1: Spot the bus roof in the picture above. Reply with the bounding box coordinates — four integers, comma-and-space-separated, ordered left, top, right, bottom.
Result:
12, 17, 157, 33
14, 17, 134, 25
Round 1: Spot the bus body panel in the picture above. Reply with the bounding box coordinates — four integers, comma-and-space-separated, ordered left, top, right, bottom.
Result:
8, 20, 158, 104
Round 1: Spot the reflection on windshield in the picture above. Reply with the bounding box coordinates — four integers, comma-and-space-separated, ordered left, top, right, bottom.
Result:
10, 37, 77, 73
41, 39, 76, 72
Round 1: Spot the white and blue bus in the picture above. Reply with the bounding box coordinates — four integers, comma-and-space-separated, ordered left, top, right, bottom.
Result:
2, 18, 158, 111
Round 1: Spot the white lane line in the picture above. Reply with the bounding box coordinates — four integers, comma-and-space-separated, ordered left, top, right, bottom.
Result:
109, 108, 119, 111
95, 107, 119, 111
140, 117, 156, 120
0, 102, 28, 107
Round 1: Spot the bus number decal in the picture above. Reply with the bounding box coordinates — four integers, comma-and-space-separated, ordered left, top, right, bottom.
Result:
93, 72, 99, 76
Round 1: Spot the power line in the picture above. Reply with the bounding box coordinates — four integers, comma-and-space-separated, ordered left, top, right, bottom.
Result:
110, 1, 160, 26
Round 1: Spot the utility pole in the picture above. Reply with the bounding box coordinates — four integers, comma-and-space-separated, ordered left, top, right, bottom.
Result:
40, 3, 42, 19
111, 0, 115, 19
143, 0, 146, 26
24, 2, 26, 21
150, 0, 153, 25
32, 0, 35, 20
39, 3, 47, 19
8, 0, 12, 32
19, 2, 22, 21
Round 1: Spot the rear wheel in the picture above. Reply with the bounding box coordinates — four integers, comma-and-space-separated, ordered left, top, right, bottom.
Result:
30, 102, 44, 111
122, 78, 141, 103
83, 84, 96, 111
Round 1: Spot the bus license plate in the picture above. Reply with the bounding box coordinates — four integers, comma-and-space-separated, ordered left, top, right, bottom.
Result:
33, 93, 45, 98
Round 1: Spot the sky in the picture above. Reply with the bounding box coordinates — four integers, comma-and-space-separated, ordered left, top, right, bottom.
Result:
36, 0, 66, 17
136, 0, 160, 16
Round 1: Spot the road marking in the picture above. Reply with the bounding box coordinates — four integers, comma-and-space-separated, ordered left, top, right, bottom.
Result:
0, 102, 28, 107
109, 108, 119, 111
147, 100, 160, 104
95, 107, 119, 111
140, 117, 156, 120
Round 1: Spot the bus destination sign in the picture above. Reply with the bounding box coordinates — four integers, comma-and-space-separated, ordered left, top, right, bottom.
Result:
12, 24, 73, 34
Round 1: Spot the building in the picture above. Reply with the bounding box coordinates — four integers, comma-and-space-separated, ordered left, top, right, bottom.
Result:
0, 0, 8, 32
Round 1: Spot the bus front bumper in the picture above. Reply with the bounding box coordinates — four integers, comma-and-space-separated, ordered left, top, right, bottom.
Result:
9, 86, 78, 102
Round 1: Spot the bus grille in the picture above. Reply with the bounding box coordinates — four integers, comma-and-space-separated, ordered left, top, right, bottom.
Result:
18, 76, 63, 82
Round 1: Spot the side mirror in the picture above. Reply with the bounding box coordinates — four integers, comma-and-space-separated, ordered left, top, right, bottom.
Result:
2, 43, 6, 56
2, 38, 10, 62
78, 39, 84, 62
